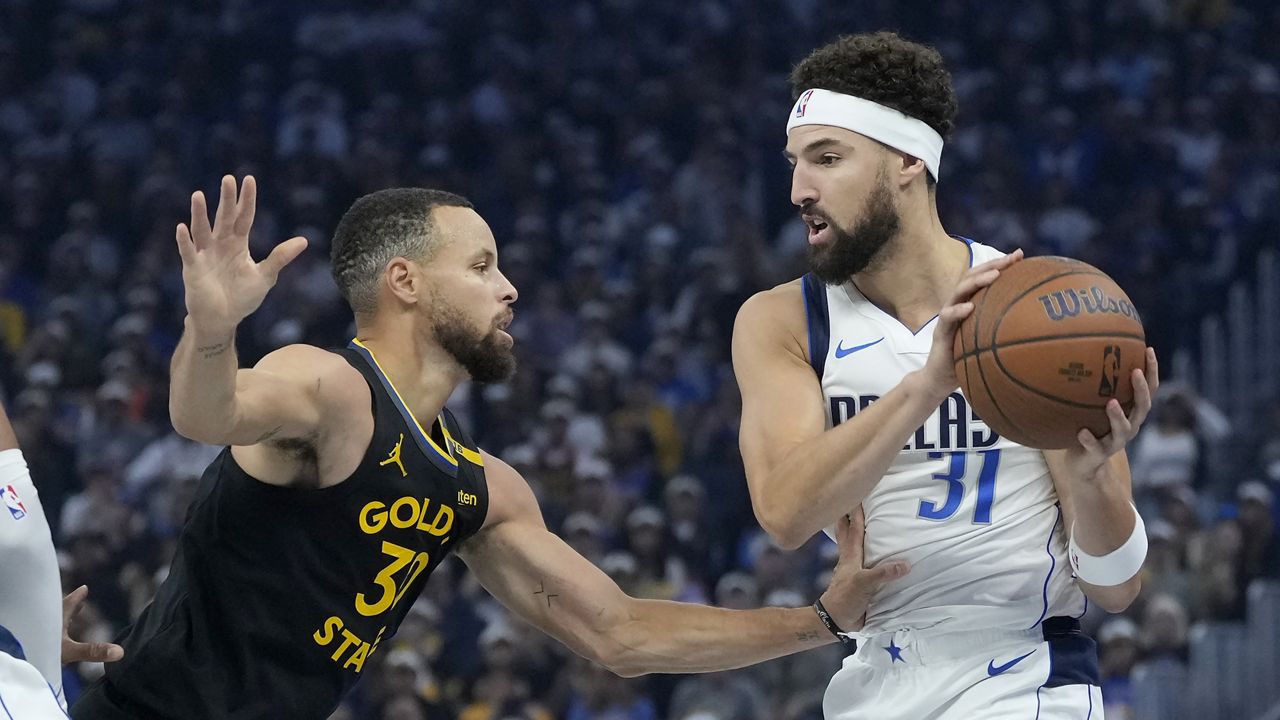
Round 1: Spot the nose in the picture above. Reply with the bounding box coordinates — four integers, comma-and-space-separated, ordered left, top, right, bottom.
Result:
790, 165, 817, 208
497, 269, 518, 304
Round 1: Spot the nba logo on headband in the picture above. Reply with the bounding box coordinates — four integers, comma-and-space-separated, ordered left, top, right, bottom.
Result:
794, 89, 815, 119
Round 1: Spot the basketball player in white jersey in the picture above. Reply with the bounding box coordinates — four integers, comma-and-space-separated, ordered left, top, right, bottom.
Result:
733, 32, 1159, 719
1, 397, 124, 717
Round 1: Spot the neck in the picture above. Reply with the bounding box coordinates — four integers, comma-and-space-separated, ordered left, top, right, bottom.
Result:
849, 195, 968, 331
355, 315, 466, 426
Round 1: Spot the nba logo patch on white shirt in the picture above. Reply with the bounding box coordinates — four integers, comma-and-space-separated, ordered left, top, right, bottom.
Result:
2, 483, 27, 520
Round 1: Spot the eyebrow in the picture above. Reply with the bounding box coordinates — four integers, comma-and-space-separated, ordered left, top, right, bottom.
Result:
783, 137, 847, 161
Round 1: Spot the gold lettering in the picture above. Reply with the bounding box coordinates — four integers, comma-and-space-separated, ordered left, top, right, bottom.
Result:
417, 503, 454, 536
332, 628, 362, 661
313, 616, 343, 646
359, 501, 388, 535
344, 642, 370, 672
391, 551, 430, 610
369, 626, 387, 658
389, 496, 420, 529
355, 541, 416, 616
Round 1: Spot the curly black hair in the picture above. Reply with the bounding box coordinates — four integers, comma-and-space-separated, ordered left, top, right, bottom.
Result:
330, 188, 473, 316
790, 31, 958, 142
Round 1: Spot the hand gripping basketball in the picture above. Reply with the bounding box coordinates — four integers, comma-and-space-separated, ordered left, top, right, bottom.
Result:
919, 249, 1025, 401
175, 175, 308, 335
1065, 347, 1159, 477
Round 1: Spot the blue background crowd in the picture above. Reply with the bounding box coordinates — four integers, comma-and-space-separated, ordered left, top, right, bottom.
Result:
1, 1, 1278, 718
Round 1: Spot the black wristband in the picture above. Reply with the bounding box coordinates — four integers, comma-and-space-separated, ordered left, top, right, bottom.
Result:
813, 598, 857, 651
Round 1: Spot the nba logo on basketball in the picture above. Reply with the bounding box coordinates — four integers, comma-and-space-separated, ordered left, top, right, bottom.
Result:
795, 89, 815, 118
2, 483, 26, 520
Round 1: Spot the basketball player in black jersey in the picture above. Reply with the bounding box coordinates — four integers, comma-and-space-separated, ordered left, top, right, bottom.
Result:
71, 176, 909, 719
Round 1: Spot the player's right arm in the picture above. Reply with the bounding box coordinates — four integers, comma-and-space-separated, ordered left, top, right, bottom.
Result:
732, 251, 1023, 549
459, 452, 908, 678
168, 175, 312, 447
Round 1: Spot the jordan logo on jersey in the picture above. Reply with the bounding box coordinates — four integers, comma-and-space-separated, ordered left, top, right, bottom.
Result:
380, 434, 408, 477
2, 484, 26, 520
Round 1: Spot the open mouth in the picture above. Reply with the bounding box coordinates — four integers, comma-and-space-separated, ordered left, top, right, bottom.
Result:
803, 214, 831, 245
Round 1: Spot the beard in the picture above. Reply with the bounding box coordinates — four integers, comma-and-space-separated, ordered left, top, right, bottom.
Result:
430, 299, 516, 383
806, 172, 900, 285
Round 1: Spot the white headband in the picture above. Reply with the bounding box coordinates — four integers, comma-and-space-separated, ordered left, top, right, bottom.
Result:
787, 88, 944, 179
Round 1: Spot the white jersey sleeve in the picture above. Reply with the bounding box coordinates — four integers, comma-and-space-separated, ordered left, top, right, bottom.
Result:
0, 449, 66, 696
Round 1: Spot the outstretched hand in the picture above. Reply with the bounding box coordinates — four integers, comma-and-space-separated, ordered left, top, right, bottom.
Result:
176, 175, 308, 334
819, 507, 910, 632
62, 585, 124, 664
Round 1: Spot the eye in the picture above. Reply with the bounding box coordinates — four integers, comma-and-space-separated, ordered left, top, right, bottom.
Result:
817, 154, 840, 166
473, 262, 489, 274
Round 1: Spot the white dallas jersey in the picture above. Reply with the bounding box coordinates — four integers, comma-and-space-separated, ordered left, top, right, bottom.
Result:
806, 239, 1084, 634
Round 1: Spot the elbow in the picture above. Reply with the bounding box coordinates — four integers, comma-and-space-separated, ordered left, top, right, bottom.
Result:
1089, 578, 1142, 613
603, 658, 648, 679
754, 500, 812, 551
169, 409, 222, 446
589, 641, 648, 679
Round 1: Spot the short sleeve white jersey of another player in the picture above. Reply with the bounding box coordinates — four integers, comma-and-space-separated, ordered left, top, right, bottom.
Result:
807, 238, 1085, 634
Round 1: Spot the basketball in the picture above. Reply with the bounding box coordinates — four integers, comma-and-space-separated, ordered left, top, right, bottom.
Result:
952, 256, 1147, 449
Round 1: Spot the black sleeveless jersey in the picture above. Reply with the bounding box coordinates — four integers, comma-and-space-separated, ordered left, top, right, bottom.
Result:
86, 342, 489, 719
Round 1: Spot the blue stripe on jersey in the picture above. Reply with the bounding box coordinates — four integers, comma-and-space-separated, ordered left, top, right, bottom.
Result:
1031, 505, 1062, 629
0, 686, 14, 720
0, 623, 25, 662
801, 273, 831, 379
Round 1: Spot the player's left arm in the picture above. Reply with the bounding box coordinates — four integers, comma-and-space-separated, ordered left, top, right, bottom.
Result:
1043, 347, 1159, 613
1, 399, 125, 665
458, 451, 906, 677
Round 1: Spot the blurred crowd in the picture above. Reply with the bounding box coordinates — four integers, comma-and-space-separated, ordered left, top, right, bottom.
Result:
1, 0, 1278, 718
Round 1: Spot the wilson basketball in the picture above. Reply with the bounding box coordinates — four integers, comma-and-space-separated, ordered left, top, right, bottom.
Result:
952, 256, 1146, 449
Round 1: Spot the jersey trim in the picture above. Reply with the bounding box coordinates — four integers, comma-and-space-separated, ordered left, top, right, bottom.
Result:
1042, 618, 1100, 687
801, 273, 831, 378
0, 624, 25, 662
1031, 505, 1062, 629
348, 339, 459, 475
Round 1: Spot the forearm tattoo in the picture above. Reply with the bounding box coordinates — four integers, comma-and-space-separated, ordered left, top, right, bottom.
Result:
533, 581, 559, 608
198, 341, 231, 360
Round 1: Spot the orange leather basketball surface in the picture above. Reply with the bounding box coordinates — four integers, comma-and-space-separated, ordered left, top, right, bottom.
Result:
953, 256, 1146, 449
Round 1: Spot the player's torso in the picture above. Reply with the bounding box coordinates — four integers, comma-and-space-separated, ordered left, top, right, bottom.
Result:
807, 240, 1084, 634
106, 343, 489, 718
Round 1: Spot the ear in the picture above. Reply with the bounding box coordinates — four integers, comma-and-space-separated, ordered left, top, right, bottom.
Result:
893, 151, 928, 188
384, 257, 421, 307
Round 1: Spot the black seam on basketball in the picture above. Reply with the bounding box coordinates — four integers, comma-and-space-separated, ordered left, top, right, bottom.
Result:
969, 297, 1017, 433
992, 268, 1111, 346
988, 342, 1124, 410
955, 332, 1148, 364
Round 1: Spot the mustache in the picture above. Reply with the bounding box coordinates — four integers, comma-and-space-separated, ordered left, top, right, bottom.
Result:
800, 203, 831, 223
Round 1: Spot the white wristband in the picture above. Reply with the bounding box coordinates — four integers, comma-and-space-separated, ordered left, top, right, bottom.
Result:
1068, 504, 1147, 586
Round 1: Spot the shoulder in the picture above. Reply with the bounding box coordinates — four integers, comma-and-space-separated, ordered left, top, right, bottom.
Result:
475, 450, 543, 531
735, 279, 807, 335
254, 344, 369, 413
734, 279, 809, 359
